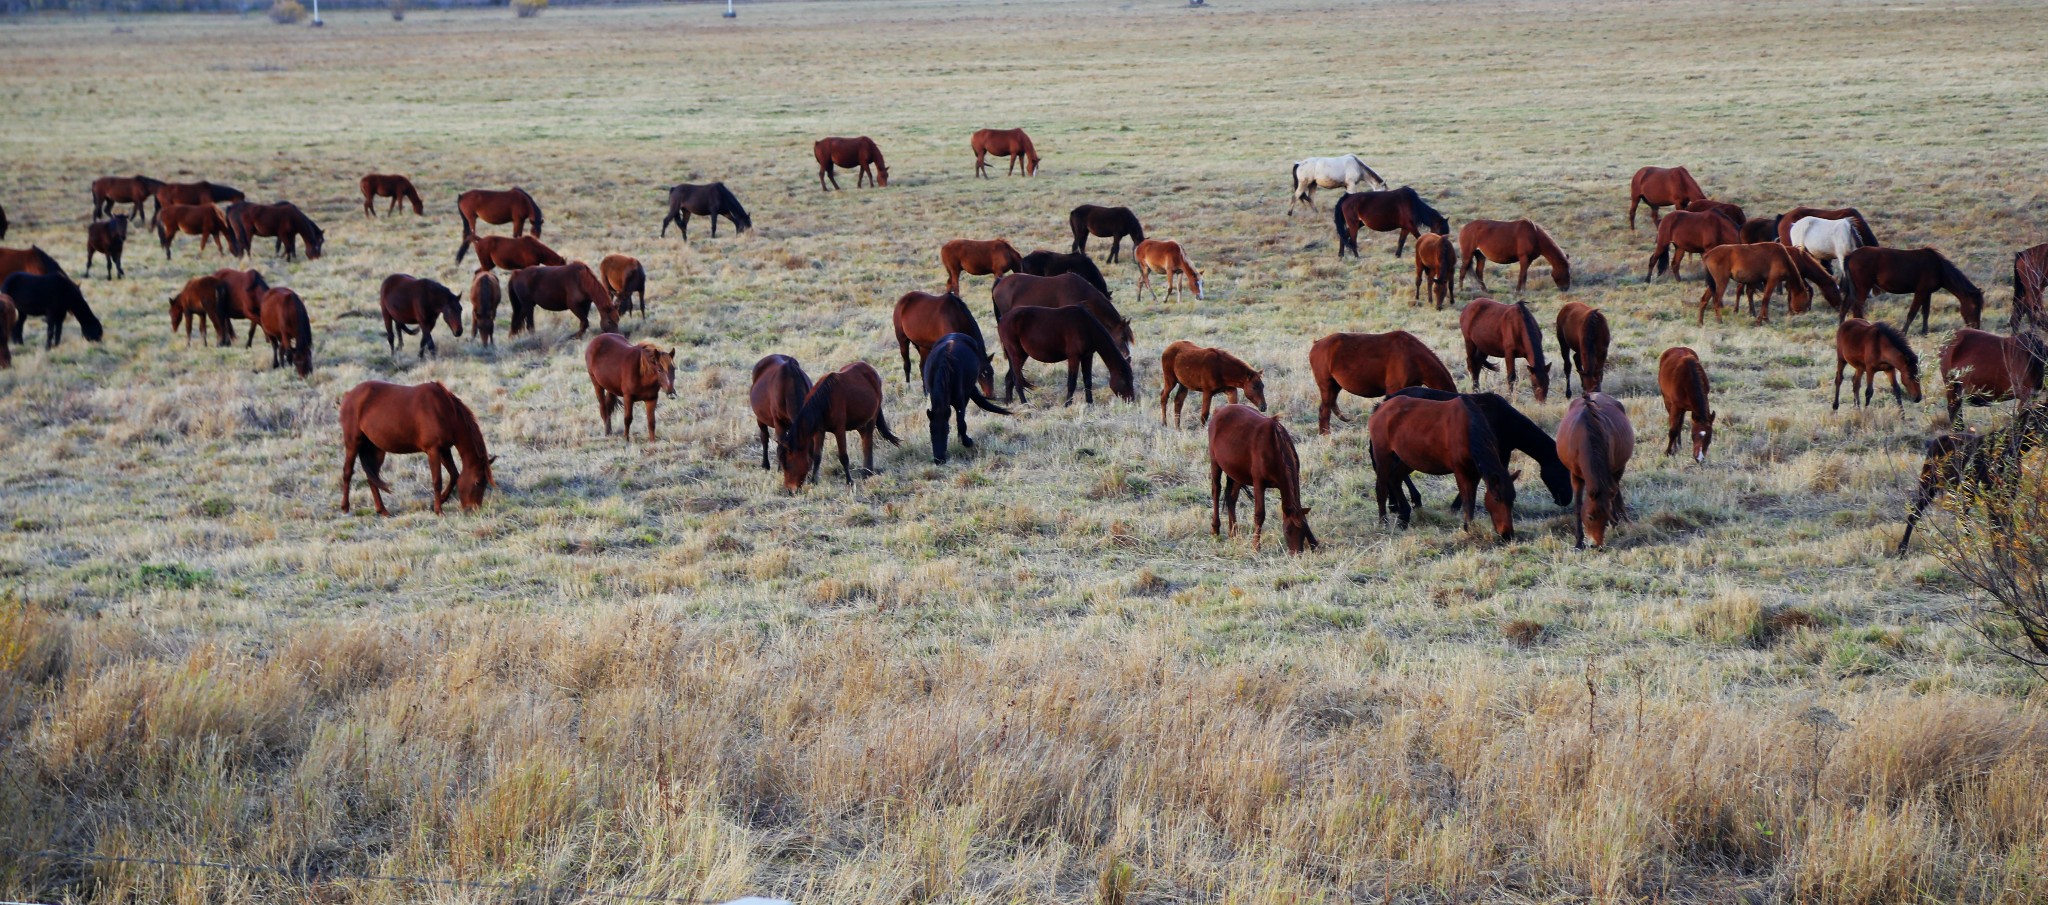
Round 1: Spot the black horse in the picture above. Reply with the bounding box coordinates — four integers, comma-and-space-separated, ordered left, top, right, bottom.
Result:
1018, 250, 1111, 297
1387, 387, 1573, 508
923, 333, 1010, 464
1068, 204, 1145, 263
3, 272, 104, 348
660, 182, 752, 240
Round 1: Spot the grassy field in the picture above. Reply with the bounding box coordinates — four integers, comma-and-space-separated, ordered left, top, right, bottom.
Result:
3, 0, 2048, 901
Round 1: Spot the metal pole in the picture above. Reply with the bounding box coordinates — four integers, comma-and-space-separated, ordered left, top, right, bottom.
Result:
310, 0, 323, 26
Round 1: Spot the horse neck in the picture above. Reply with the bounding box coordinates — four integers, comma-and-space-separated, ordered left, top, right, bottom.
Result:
1268, 421, 1304, 514
1685, 361, 1711, 415
1571, 408, 1616, 494
793, 377, 838, 440
1512, 307, 1546, 367
1462, 401, 1511, 490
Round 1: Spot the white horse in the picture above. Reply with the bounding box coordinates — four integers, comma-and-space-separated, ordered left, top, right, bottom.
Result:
1288, 155, 1388, 215
1789, 216, 1864, 275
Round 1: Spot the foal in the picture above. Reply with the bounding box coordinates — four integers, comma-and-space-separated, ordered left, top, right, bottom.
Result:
1657, 347, 1715, 463
1833, 318, 1923, 410
1159, 341, 1265, 428
585, 334, 677, 442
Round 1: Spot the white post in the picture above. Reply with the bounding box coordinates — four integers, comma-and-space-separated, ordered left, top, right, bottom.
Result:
723, 0, 736, 17
310, 0, 322, 25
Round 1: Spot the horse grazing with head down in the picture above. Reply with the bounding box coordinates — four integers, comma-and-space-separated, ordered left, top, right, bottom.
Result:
1681, 198, 1746, 227
1459, 298, 1552, 402
227, 201, 324, 262
585, 334, 677, 442
661, 182, 751, 239
1697, 243, 1838, 324
379, 274, 464, 358
469, 272, 500, 347
1388, 388, 1574, 509
1459, 219, 1570, 293
751, 355, 813, 470
169, 274, 232, 346
1369, 393, 1518, 540
1288, 155, 1388, 215
972, 128, 1040, 177
894, 290, 991, 391
1788, 216, 1863, 276
212, 268, 270, 347
457, 188, 543, 240
1413, 233, 1456, 309
1332, 187, 1449, 258
1657, 347, 1714, 463
1842, 246, 1983, 335
1159, 341, 1264, 428
339, 380, 495, 516
599, 254, 647, 317
924, 333, 1011, 464
1778, 207, 1877, 248
92, 175, 163, 220
156, 204, 233, 259
86, 215, 129, 280
1646, 209, 1738, 281
1132, 239, 1203, 302
1555, 301, 1609, 396
360, 174, 423, 217
3, 273, 102, 349
1309, 330, 1457, 434
1834, 318, 1923, 410
458, 234, 563, 273
1897, 397, 2048, 554
153, 180, 243, 218
1939, 328, 2043, 428
990, 272, 1134, 359
1069, 205, 1145, 263
258, 287, 313, 377
1557, 393, 1634, 548
941, 239, 1022, 293
996, 305, 1135, 406
780, 362, 901, 490
1209, 404, 1318, 554
2013, 244, 2048, 330
814, 137, 889, 190
1628, 166, 1706, 229
1018, 250, 1110, 297
507, 262, 621, 339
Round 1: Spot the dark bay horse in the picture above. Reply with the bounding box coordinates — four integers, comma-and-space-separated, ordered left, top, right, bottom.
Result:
1647, 209, 1738, 281
86, 215, 128, 280
941, 238, 1022, 293
507, 262, 620, 339
1657, 347, 1714, 463
379, 274, 465, 357
924, 333, 1011, 464
599, 254, 647, 316
212, 268, 270, 347
1333, 187, 1448, 258
751, 354, 813, 470
1898, 398, 2048, 553
2013, 243, 2048, 329
169, 274, 232, 345
1018, 250, 1110, 297
227, 201, 324, 261
156, 204, 233, 259
781, 361, 901, 490
1388, 388, 1574, 508
153, 181, 243, 221
1159, 341, 1265, 428
470, 272, 501, 347
458, 234, 563, 272
584, 334, 677, 442
1209, 403, 1318, 554
1458, 219, 1570, 292
1833, 318, 1923, 410
360, 174, 424, 217
92, 175, 162, 220
996, 305, 1135, 405
1741, 216, 1783, 244
1413, 233, 1455, 309
893, 290, 991, 391
972, 128, 1039, 177
1698, 243, 1839, 324
1557, 393, 1634, 548
1555, 301, 1608, 396
258, 287, 313, 377
1368, 393, 1517, 540
339, 380, 495, 516
1842, 246, 1984, 334
1777, 206, 1877, 247
1940, 328, 2043, 427
990, 272, 1134, 358
457, 187, 543, 240
3, 272, 103, 348
1459, 297, 1552, 402
0, 295, 11, 367
1681, 198, 1746, 227
1308, 329, 1457, 433
661, 182, 752, 239
1069, 205, 1145, 263
814, 137, 889, 190
1628, 166, 1706, 229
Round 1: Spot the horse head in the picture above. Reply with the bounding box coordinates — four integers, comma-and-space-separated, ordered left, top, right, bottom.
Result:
1691, 410, 1715, 464
1244, 371, 1267, 411
1282, 505, 1318, 554
644, 346, 679, 400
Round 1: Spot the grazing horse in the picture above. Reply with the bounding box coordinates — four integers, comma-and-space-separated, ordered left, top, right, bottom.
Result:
1459, 297, 1552, 402
1741, 216, 1784, 244
456, 187, 544, 241
92, 175, 162, 220
1555, 301, 1609, 396
258, 287, 313, 377
1368, 393, 1517, 540
227, 201, 324, 261
1132, 239, 1203, 301
1939, 328, 2043, 427
598, 254, 647, 317
661, 182, 752, 239
1681, 198, 1746, 227
941, 238, 1023, 293
1309, 330, 1457, 433
1458, 219, 1571, 292
780, 361, 901, 490
1333, 187, 1449, 258
813, 137, 889, 190
1288, 155, 1388, 214
1646, 209, 1738, 281
507, 262, 621, 339
152, 181, 243, 222
1017, 249, 1110, 297
1159, 341, 1265, 428
924, 333, 1011, 464
1697, 243, 1839, 324
2013, 243, 2048, 330
996, 305, 1135, 405
338, 380, 495, 516
0, 294, 11, 367
457, 234, 563, 272
85, 215, 128, 280
469, 272, 501, 347
1413, 233, 1456, 310
168, 274, 233, 346
0, 246, 66, 284
751, 354, 813, 470
378, 274, 465, 357
1788, 216, 1863, 275
1833, 318, 1923, 410
212, 268, 270, 347
1628, 166, 1707, 229
972, 128, 1040, 177
1069, 205, 1146, 263
1778, 207, 1877, 248
1557, 393, 1635, 548
990, 272, 1134, 358
893, 290, 992, 392
1842, 246, 1984, 334
2, 272, 103, 349
360, 174, 424, 217
1388, 388, 1575, 508
1658, 347, 1714, 462
1897, 398, 2048, 553
585, 334, 677, 442
1209, 404, 1318, 554
155, 204, 233, 259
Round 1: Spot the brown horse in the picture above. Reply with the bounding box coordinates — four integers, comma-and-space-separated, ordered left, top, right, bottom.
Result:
1557, 392, 1634, 548
1697, 243, 1839, 324
1412, 233, 1455, 309
1017, 250, 1110, 297
893, 290, 992, 392
457, 233, 562, 273
2013, 243, 2048, 330
470, 272, 501, 347
1159, 341, 1265, 428
971, 128, 1039, 177
1940, 328, 2043, 427
1458, 219, 1570, 293
1368, 394, 1518, 540
751, 354, 813, 470
1132, 239, 1203, 302
1841, 246, 1984, 334
1459, 298, 1552, 402
585, 334, 677, 442
1209, 403, 1318, 554
599, 254, 647, 316
1628, 166, 1706, 229
1069, 205, 1146, 263
990, 272, 1134, 358
507, 262, 621, 339
1333, 187, 1449, 258
1308, 330, 1457, 433
258, 287, 313, 377
1897, 398, 2048, 554
85, 215, 128, 280
0, 246, 65, 284
212, 268, 270, 347
1646, 209, 1738, 281
1740, 216, 1783, 244
339, 380, 495, 516
996, 305, 1135, 405
1657, 347, 1714, 463
379, 274, 465, 357
156, 204, 232, 259
1555, 301, 1608, 397
168, 274, 232, 346
1681, 198, 1746, 227
360, 174, 423, 217
661, 182, 752, 239
1777, 206, 1877, 247
456, 187, 543, 241
152, 180, 243, 222
92, 175, 162, 220
1834, 318, 1923, 410
941, 238, 1023, 293
227, 201, 324, 261
780, 361, 901, 490
813, 137, 889, 190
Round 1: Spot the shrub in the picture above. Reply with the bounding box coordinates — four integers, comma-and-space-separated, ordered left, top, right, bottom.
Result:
512, 0, 544, 17
267, 0, 305, 23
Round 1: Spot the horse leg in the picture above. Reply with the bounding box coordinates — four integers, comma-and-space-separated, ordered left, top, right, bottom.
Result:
759, 423, 772, 469
1470, 259, 1488, 293
1455, 472, 1478, 531
1224, 476, 1242, 538
597, 388, 615, 435
1211, 462, 1224, 536
1516, 259, 1531, 293
1571, 482, 1586, 549
426, 448, 448, 515
1064, 358, 1081, 406
1915, 291, 1932, 335
955, 403, 973, 448
1394, 229, 1408, 259
837, 430, 854, 483
1250, 482, 1267, 552
1889, 371, 1905, 409
644, 398, 659, 441
1666, 405, 1683, 456
1898, 491, 1934, 554
1562, 349, 1576, 398
1198, 390, 1216, 425
340, 442, 358, 513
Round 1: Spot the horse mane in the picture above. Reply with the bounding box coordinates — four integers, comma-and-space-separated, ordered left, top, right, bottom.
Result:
790, 374, 840, 445
1512, 301, 1548, 369
1072, 307, 1134, 384
1571, 400, 1617, 497
439, 383, 489, 461
940, 292, 984, 344
514, 187, 541, 222
1872, 321, 1920, 371
1528, 221, 1565, 262
1683, 356, 1711, 417
291, 203, 323, 242
1935, 252, 1981, 299
1460, 397, 1513, 495
1270, 417, 1304, 506
715, 183, 751, 227
1408, 191, 1447, 233
30, 246, 63, 276
63, 277, 103, 342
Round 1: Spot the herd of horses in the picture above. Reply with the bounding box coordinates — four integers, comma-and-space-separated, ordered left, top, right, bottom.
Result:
4, 143, 2047, 555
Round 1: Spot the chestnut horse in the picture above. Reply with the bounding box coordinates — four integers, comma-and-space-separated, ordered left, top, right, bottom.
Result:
1458, 219, 1571, 292
1833, 318, 1923, 410
584, 334, 677, 442
156, 204, 232, 259
1557, 393, 1634, 548
924, 333, 1011, 464
1368, 393, 1517, 540
1388, 388, 1575, 508
1555, 301, 1608, 397
338, 380, 495, 516
1658, 347, 1714, 463
972, 128, 1039, 177
1697, 243, 1839, 324
1018, 249, 1110, 297
92, 175, 162, 220
1646, 209, 1738, 281
1159, 341, 1265, 428
507, 262, 620, 339
152, 181, 243, 222
0, 246, 66, 284
258, 287, 313, 377
458, 234, 563, 273
227, 201, 324, 261
1777, 206, 1877, 248
456, 187, 543, 241
1681, 198, 1746, 227
1308, 329, 1457, 433
1209, 403, 1318, 554
1897, 398, 2048, 553
1069, 205, 1145, 263
990, 272, 1134, 358
470, 272, 500, 347
1940, 328, 2043, 427
379, 274, 464, 358
941, 238, 1023, 293
1412, 233, 1455, 310
751, 354, 813, 470
1841, 246, 1984, 334
1459, 298, 1552, 402
661, 182, 752, 239
2012, 243, 2048, 330
599, 254, 647, 316
2, 273, 103, 349
996, 305, 1135, 405
780, 361, 901, 490
1628, 166, 1706, 229
814, 137, 889, 190
893, 290, 992, 392
85, 215, 128, 280
1332, 187, 1449, 258
360, 174, 424, 217
1132, 239, 1203, 302
212, 268, 270, 347
169, 274, 232, 345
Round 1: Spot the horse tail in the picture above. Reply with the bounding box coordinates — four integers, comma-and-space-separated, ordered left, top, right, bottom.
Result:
1515, 301, 1548, 371
1290, 162, 1300, 198
875, 404, 903, 446
397, 323, 419, 335
455, 231, 473, 264
1650, 243, 1670, 278
1331, 197, 1351, 256
969, 384, 1011, 415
